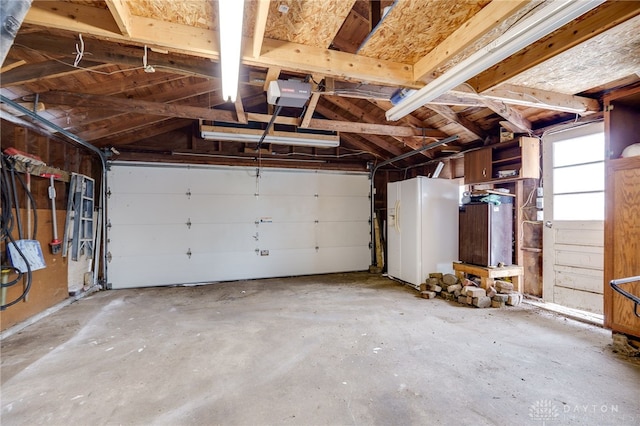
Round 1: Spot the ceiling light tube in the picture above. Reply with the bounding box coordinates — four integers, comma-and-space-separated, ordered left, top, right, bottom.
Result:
218, 0, 245, 103
201, 125, 340, 148
385, 0, 605, 121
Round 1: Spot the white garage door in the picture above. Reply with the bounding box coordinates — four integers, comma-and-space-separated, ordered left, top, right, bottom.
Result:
106, 163, 371, 289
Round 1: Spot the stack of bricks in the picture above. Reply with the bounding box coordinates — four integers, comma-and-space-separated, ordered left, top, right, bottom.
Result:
419, 274, 523, 308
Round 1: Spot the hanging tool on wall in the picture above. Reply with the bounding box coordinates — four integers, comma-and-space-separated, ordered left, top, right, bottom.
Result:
41, 173, 62, 254
1, 152, 45, 310
2, 148, 46, 303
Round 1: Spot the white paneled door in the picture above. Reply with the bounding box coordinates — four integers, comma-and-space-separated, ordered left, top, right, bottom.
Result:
106, 163, 370, 289
542, 122, 605, 314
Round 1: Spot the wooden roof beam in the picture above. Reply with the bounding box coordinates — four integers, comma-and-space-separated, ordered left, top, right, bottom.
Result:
36, 89, 438, 141
481, 83, 600, 115
105, 0, 133, 36
314, 103, 406, 158
13, 33, 219, 80
413, 0, 530, 82
0, 59, 108, 86
252, 0, 270, 58
480, 98, 531, 133
234, 97, 247, 124
424, 104, 486, 141
25, 2, 416, 87
94, 118, 193, 147
323, 96, 445, 151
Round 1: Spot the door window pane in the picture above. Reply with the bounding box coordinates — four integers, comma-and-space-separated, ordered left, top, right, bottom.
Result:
553, 162, 604, 194
551, 129, 604, 221
553, 193, 604, 221
553, 133, 604, 167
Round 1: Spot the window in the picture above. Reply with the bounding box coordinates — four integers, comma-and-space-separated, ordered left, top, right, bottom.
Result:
551, 130, 604, 221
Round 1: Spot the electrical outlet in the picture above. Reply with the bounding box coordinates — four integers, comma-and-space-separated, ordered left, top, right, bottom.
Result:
537, 187, 543, 197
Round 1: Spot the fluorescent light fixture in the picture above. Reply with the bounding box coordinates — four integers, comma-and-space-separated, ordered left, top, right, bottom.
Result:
386, 0, 605, 121
201, 125, 340, 147
218, 0, 245, 103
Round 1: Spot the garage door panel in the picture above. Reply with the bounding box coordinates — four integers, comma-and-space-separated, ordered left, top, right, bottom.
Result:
259, 223, 316, 250
188, 224, 256, 252
188, 194, 259, 223
109, 166, 189, 194
318, 196, 370, 221
109, 193, 187, 224
314, 246, 370, 273
107, 163, 370, 289
108, 251, 260, 288
188, 168, 255, 194
259, 171, 318, 196
317, 222, 369, 247
109, 224, 190, 256
318, 174, 368, 196
253, 195, 316, 221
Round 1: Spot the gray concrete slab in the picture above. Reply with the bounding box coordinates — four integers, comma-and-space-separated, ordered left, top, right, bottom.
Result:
1, 272, 639, 425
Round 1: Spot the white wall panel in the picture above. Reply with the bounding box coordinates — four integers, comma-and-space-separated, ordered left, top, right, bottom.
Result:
107, 163, 370, 288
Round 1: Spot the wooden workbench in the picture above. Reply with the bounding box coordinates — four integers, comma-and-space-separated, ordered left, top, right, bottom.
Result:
452, 262, 523, 293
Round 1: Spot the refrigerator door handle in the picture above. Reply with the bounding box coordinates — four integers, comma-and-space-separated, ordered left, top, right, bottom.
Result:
395, 200, 401, 233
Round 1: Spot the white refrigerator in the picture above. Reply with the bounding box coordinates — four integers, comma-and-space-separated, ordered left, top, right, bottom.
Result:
387, 176, 459, 288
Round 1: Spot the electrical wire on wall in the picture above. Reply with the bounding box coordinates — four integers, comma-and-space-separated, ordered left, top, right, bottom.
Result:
1, 155, 37, 310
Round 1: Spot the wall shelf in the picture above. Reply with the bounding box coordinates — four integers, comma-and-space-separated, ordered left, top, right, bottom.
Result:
464, 136, 540, 184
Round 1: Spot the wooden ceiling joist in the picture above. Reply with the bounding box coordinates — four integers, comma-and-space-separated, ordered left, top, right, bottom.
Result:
322, 96, 445, 152
413, 0, 530, 82
105, 0, 133, 37
425, 104, 486, 141
252, 0, 271, 58
1, 60, 108, 86
24, 2, 415, 87
13, 33, 219, 81
315, 103, 405, 158
482, 84, 600, 115
94, 118, 193, 147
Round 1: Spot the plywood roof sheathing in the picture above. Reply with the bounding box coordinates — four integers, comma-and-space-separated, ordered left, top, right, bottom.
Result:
358, 0, 491, 63
265, 0, 356, 49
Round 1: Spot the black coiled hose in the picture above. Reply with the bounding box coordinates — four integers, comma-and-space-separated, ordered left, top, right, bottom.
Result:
1, 155, 37, 310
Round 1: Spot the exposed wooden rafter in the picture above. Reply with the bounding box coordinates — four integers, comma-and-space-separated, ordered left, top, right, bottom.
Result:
105, 0, 133, 37
413, 0, 530, 82
425, 104, 486, 141
252, 0, 271, 58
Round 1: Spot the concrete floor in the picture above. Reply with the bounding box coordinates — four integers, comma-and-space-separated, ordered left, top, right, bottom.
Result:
1, 272, 639, 425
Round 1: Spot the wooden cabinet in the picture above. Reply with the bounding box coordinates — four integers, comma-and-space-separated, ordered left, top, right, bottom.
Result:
603, 84, 640, 339
464, 148, 492, 183
464, 136, 540, 184
459, 203, 513, 267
